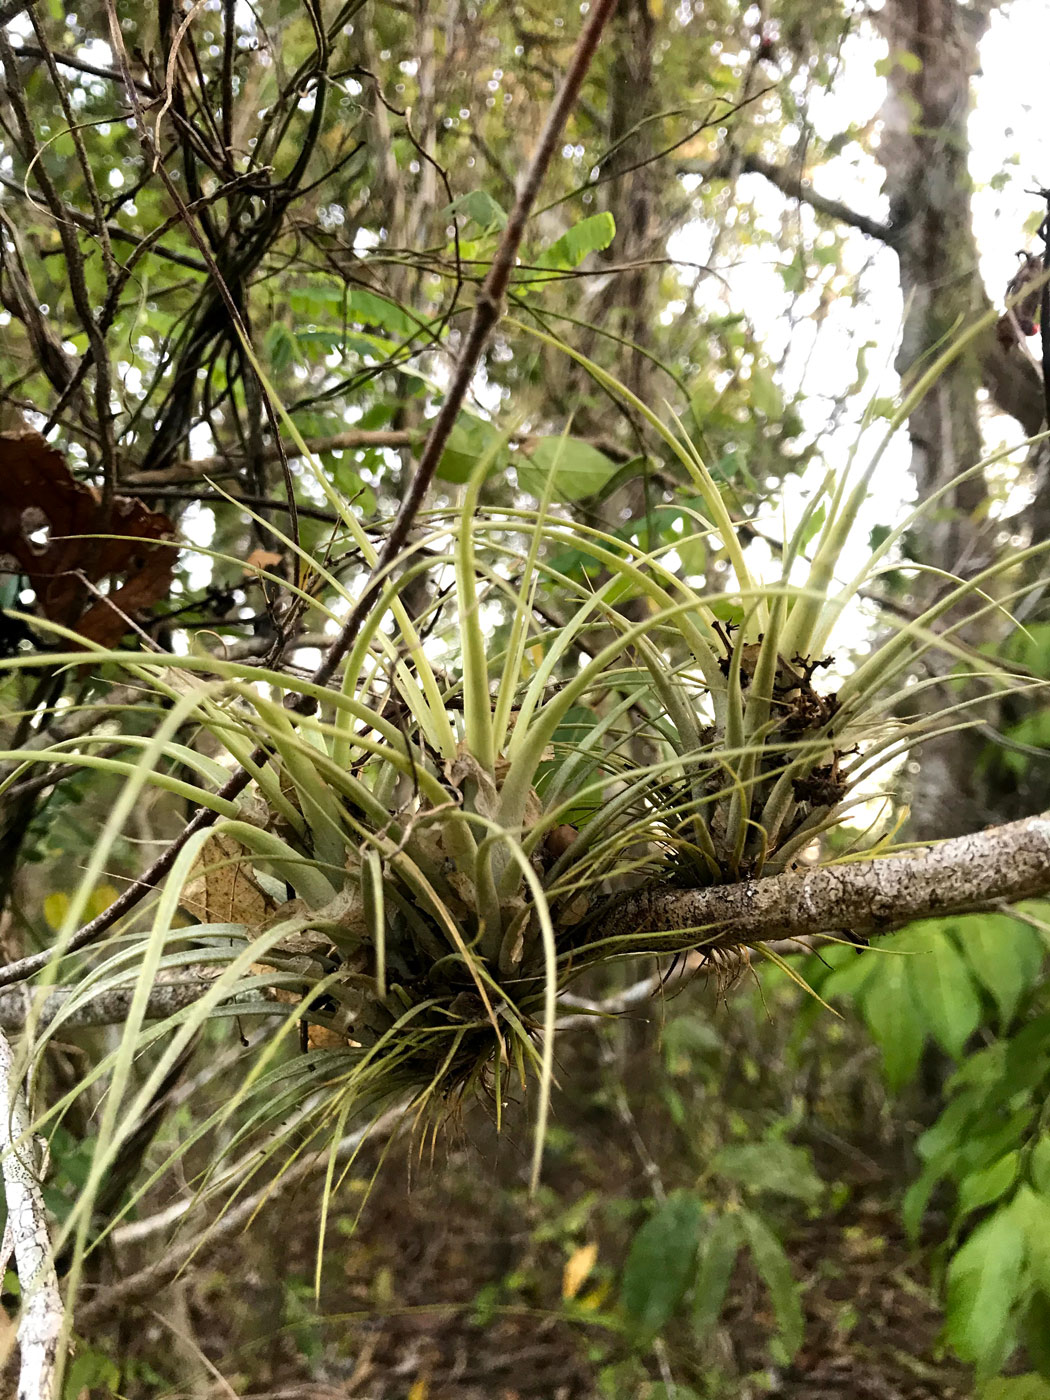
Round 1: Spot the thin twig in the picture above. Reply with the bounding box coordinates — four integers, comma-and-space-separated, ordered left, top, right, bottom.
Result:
307, 0, 619, 699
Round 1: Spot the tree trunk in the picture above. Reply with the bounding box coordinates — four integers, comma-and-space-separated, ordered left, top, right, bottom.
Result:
875, 0, 1045, 835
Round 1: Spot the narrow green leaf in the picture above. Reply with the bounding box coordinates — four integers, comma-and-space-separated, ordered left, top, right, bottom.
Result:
738, 1209, 804, 1361
961, 914, 1043, 1026
907, 927, 981, 1059
692, 1212, 739, 1339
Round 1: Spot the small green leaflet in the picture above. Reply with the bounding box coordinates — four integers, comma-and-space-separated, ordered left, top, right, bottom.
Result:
442, 189, 507, 232
522, 211, 616, 286
737, 1208, 804, 1362
945, 1206, 1025, 1367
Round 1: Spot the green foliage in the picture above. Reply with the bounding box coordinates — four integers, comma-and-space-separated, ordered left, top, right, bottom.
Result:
516, 436, 620, 500
828, 912, 1046, 1088
620, 1191, 703, 1343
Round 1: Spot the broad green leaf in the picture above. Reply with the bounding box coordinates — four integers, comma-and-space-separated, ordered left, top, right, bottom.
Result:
1015, 1186, 1050, 1296
711, 1140, 823, 1207
1021, 1293, 1050, 1385
1031, 1138, 1050, 1196
436, 412, 505, 483
738, 1209, 804, 1362
945, 1209, 1025, 1366
692, 1212, 739, 1339
345, 287, 419, 339
443, 188, 507, 231
264, 320, 299, 372
957, 1152, 1019, 1220
962, 914, 1044, 1026
516, 437, 618, 502
907, 926, 981, 1059
857, 946, 925, 1089
534, 211, 616, 272
62, 1345, 121, 1398
620, 1191, 703, 1343
983, 1375, 1050, 1400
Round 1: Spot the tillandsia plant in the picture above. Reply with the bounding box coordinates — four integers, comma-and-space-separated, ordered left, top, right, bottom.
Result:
4, 335, 1046, 1310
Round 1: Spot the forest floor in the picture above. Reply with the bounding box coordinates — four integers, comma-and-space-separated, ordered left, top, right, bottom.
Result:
98, 1012, 979, 1400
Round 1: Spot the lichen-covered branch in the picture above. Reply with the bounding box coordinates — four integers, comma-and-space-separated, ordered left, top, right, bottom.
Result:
0, 1031, 63, 1400
601, 810, 1050, 947
0, 980, 275, 1033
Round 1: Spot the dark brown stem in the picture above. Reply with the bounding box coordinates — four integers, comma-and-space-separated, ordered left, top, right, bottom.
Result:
307, 0, 619, 698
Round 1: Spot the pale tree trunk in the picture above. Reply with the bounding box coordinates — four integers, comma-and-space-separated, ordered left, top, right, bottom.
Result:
875, 0, 1046, 836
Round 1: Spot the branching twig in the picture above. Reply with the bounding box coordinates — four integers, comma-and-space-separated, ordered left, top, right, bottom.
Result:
0, 0, 619, 986
306, 0, 619, 698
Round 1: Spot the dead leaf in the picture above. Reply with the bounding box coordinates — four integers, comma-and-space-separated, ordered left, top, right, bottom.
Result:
245, 548, 282, 570
563, 1241, 598, 1299
0, 432, 175, 646
181, 833, 277, 928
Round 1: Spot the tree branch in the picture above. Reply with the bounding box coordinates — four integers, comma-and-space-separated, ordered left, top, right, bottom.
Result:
0, 979, 275, 1032
0, 1031, 63, 1400
123, 430, 633, 487
677, 152, 895, 243
601, 809, 1050, 947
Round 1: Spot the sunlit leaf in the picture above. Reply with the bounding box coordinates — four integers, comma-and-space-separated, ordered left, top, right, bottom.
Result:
516, 437, 618, 501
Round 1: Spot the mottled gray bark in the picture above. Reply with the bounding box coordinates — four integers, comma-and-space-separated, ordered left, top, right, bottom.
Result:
9, 810, 1050, 1032
0, 1031, 63, 1400
602, 808, 1050, 946
876, 0, 1045, 837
